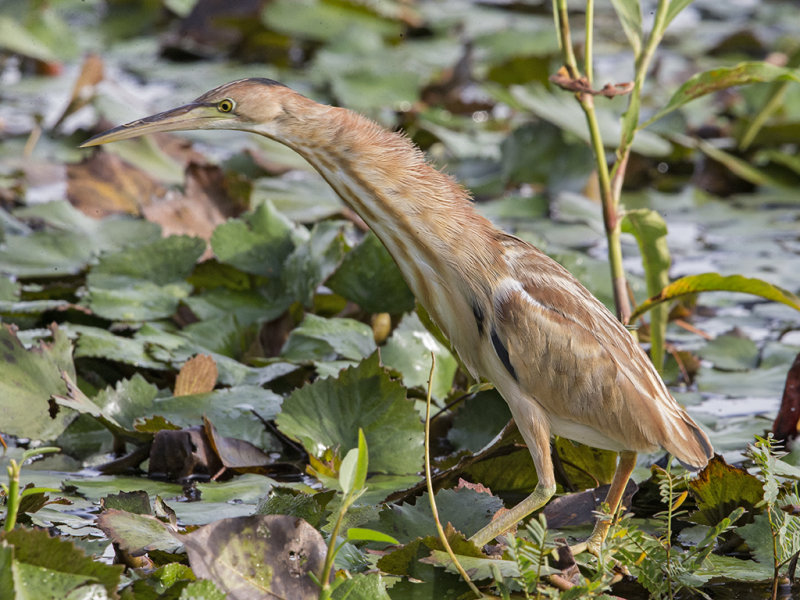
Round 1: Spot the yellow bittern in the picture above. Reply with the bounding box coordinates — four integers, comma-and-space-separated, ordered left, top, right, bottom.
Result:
82, 78, 713, 552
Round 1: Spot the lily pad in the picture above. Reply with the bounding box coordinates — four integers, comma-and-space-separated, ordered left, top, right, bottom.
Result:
276, 352, 423, 476
0, 324, 76, 441
86, 235, 205, 321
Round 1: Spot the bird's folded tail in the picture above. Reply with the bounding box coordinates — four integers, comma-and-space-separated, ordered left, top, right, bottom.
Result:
663, 415, 714, 471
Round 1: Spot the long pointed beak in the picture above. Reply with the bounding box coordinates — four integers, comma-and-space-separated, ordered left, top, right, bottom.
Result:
80, 102, 217, 147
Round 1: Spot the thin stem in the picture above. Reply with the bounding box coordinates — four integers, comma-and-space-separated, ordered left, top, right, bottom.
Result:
556, 0, 580, 78
555, 0, 629, 321
584, 0, 594, 84
4, 461, 21, 532
319, 496, 349, 598
424, 353, 483, 599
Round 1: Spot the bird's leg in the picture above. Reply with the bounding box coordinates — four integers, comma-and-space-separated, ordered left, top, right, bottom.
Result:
469, 420, 556, 548
572, 450, 638, 556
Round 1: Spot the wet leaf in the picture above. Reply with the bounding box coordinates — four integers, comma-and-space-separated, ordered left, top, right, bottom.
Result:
100, 490, 152, 515
0, 201, 160, 278
277, 352, 423, 476
262, 0, 401, 43
178, 579, 227, 600
181, 514, 326, 600
510, 84, 672, 157
0, 324, 75, 441
554, 437, 619, 489
282, 220, 348, 307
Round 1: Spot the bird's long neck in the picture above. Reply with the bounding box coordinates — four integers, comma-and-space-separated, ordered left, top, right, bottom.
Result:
274, 100, 501, 316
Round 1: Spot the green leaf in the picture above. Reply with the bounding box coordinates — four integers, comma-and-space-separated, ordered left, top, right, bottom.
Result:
354, 428, 369, 493
86, 235, 205, 321
693, 138, 790, 188
281, 314, 377, 363
210, 201, 295, 277
64, 324, 168, 371
283, 221, 347, 307
663, 0, 694, 29
96, 509, 183, 555
1, 527, 122, 597
0, 201, 160, 278
621, 208, 671, 370
327, 232, 415, 314
146, 386, 283, 448
345, 527, 399, 545
381, 312, 457, 401
629, 273, 800, 321
688, 457, 763, 526
697, 334, 759, 371
377, 487, 503, 544
0, 325, 75, 441
179, 579, 227, 600
447, 389, 511, 452
256, 488, 332, 529
276, 353, 423, 476
609, 0, 642, 57
644, 62, 800, 128
330, 572, 391, 600
339, 447, 360, 496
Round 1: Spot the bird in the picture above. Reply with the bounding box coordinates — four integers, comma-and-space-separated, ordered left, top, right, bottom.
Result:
81, 78, 713, 553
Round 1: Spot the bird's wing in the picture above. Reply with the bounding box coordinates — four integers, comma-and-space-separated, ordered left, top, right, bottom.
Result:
489, 235, 709, 462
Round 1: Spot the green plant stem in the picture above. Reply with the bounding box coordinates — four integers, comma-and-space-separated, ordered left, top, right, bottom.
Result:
4, 461, 21, 532
423, 353, 483, 599
319, 498, 349, 599
584, 0, 594, 84
555, 0, 629, 321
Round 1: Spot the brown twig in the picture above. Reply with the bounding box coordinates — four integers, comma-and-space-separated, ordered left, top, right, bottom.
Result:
549, 67, 634, 98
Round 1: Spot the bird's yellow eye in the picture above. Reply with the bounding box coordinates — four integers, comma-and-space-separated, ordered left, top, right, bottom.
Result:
217, 99, 235, 113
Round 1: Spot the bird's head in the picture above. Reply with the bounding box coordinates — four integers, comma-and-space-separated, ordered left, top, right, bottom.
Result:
81, 78, 297, 147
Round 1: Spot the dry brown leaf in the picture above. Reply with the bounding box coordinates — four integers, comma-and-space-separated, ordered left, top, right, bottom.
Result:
142, 163, 244, 259
67, 151, 165, 217
174, 354, 218, 397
